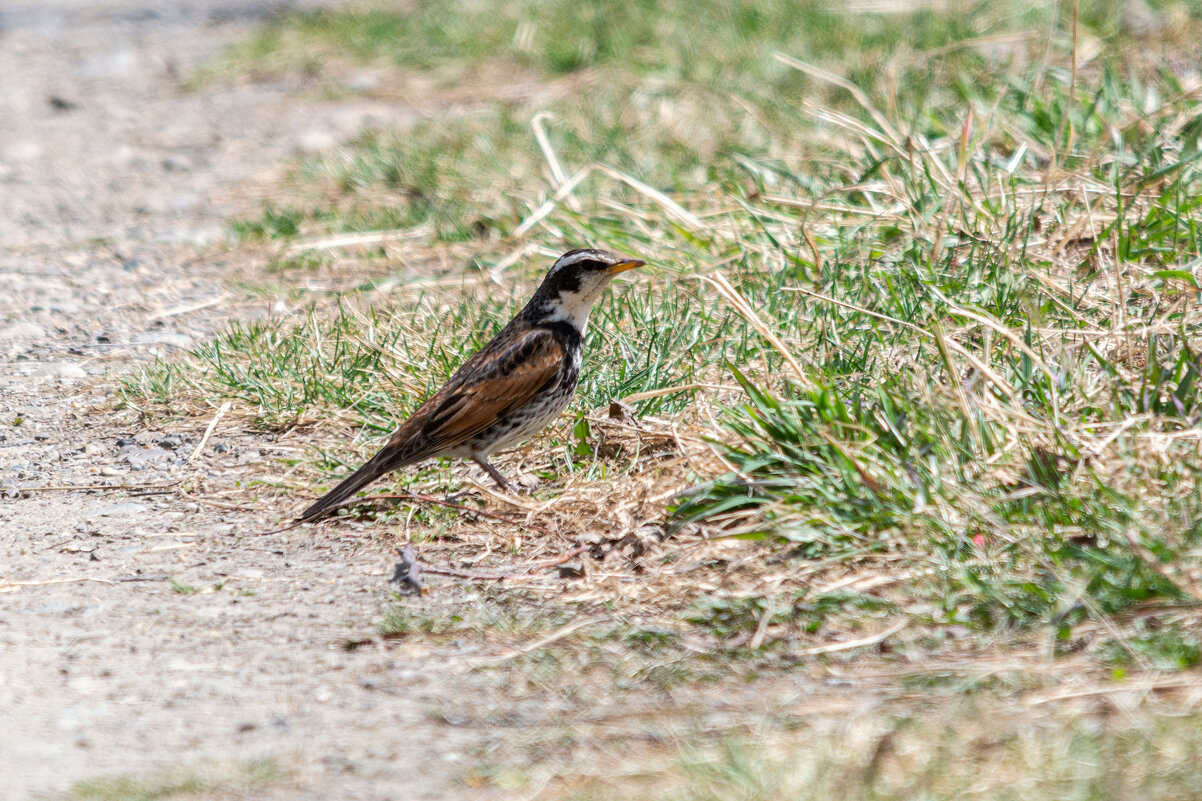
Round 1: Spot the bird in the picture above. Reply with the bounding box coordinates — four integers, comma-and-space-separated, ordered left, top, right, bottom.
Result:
298, 248, 645, 522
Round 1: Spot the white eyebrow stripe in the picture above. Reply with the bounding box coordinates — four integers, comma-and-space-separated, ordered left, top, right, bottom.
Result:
555, 250, 609, 269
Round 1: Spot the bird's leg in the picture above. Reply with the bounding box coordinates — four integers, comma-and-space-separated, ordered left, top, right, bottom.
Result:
473, 457, 519, 494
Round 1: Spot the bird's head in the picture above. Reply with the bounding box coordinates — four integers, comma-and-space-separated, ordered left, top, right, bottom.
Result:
523, 248, 645, 332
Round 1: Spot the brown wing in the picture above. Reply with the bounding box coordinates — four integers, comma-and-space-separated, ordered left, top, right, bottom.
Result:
393, 325, 565, 459
297, 326, 564, 522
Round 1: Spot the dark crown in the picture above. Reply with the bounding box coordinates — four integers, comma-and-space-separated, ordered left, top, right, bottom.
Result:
512, 249, 626, 324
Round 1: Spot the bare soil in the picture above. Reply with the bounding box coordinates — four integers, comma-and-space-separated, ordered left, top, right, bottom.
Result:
0, 2, 485, 796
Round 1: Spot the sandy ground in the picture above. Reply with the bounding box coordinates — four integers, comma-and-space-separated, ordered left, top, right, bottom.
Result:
0, 2, 498, 797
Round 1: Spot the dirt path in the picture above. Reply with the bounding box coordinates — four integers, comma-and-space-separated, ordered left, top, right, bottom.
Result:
0, 3, 505, 796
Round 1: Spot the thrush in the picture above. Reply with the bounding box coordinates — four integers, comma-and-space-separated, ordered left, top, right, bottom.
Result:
298, 248, 645, 522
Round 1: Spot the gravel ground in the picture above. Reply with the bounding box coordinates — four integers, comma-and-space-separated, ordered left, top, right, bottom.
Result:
0, 3, 496, 797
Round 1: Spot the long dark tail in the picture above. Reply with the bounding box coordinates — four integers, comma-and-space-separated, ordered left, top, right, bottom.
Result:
297, 446, 412, 522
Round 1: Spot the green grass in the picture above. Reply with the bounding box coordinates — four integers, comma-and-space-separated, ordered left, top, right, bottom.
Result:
71, 760, 282, 800
127, 0, 1202, 679
214, 1, 1175, 247
122, 273, 782, 435
378, 594, 571, 640
73, 774, 204, 801
207, 0, 1058, 88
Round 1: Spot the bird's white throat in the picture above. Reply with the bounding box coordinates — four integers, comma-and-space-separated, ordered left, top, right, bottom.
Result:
540, 283, 610, 333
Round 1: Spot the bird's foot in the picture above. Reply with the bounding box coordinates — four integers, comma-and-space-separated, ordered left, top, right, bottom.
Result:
473, 457, 520, 494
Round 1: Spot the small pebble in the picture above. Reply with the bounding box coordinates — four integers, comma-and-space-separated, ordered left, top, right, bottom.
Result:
121, 447, 171, 466
236, 449, 261, 466
156, 434, 184, 450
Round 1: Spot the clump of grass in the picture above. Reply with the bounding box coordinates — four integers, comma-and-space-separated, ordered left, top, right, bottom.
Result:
1105, 623, 1202, 671
667, 54, 1202, 650
686, 589, 891, 640
213, 1, 1154, 250
73, 773, 205, 801
547, 709, 1202, 801
72, 760, 281, 800
378, 603, 463, 637
230, 203, 305, 242
205, 0, 1060, 90
378, 595, 573, 644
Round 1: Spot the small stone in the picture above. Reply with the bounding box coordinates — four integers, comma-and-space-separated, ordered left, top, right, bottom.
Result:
161, 155, 192, 172
156, 435, 184, 450
121, 448, 171, 466
295, 128, 338, 153
0, 322, 45, 340
235, 449, 261, 466
21, 362, 87, 379
98, 467, 121, 477
48, 95, 79, 112
130, 331, 193, 348
211, 442, 229, 453
93, 502, 147, 516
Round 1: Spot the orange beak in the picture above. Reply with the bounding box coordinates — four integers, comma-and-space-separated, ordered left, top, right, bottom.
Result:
606, 258, 646, 275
